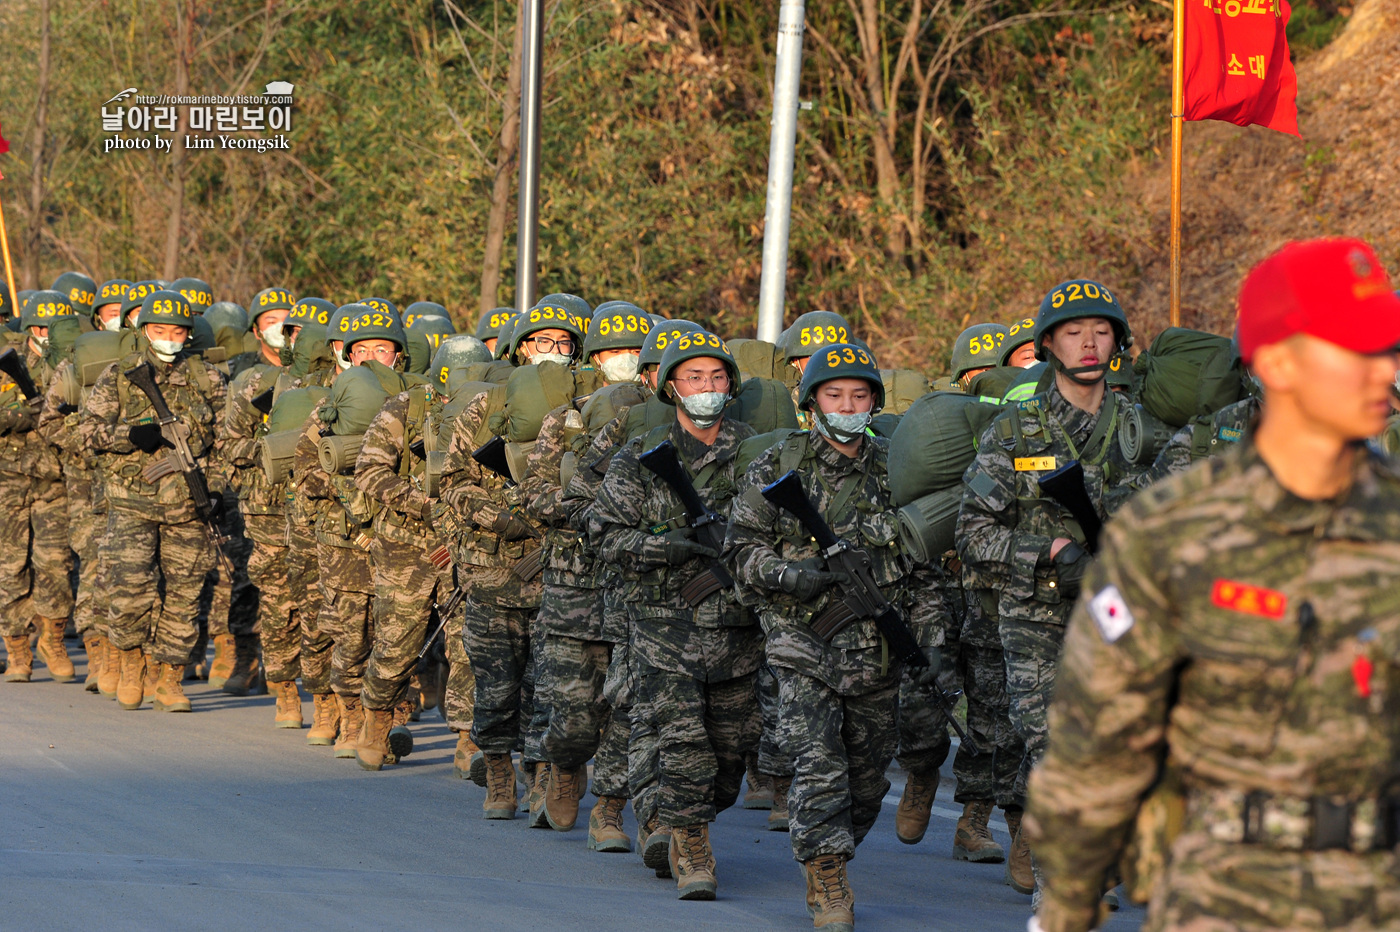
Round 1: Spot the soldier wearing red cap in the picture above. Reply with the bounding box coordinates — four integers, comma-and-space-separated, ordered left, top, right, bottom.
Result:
1027, 238, 1400, 932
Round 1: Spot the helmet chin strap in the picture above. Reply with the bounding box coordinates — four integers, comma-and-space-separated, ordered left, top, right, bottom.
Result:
1047, 350, 1122, 386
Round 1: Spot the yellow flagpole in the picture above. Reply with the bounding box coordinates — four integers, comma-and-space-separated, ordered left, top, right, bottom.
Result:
1169, 0, 1185, 328
0, 170, 18, 318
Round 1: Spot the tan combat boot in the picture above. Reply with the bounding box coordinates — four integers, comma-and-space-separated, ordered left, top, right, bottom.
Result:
83, 634, 106, 693
115, 646, 146, 709
143, 653, 160, 702
544, 764, 586, 832
953, 799, 1005, 863
587, 796, 632, 853
743, 763, 774, 810
307, 693, 339, 746
355, 707, 394, 771
222, 635, 265, 696
668, 823, 718, 900
272, 680, 303, 729
207, 633, 237, 687
527, 762, 552, 828
641, 818, 673, 878
482, 752, 518, 820
769, 775, 793, 832
153, 663, 192, 712
451, 731, 482, 781
417, 662, 443, 712
4, 634, 33, 683
803, 854, 855, 931
894, 770, 939, 845
334, 694, 363, 759
34, 617, 75, 682
387, 700, 414, 763
98, 639, 121, 696
1004, 808, 1034, 894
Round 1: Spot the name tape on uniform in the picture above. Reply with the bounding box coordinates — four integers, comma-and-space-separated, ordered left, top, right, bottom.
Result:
1088, 585, 1134, 643
1014, 456, 1058, 472
1210, 579, 1286, 619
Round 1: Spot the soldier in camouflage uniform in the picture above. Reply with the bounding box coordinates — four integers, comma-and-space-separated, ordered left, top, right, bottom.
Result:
958, 280, 1140, 900
348, 309, 446, 771
220, 287, 305, 717
592, 332, 761, 901
527, 303, 651, 850
79, 290, 227, 711
728, 343, 917, 931
440, 304, 582, 818
1029, 238, 1400, 932
0, 291, 78, 683
1134, 393, 1261, 488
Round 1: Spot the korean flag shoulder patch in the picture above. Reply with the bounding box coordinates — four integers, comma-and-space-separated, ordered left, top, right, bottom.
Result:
1088, 585, 1134, 644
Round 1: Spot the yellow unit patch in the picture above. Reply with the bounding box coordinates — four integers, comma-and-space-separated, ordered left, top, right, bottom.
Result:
1014, 456, 1057, 472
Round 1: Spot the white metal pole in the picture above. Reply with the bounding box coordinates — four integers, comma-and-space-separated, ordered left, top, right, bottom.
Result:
754, 0, 805, 343
515, 0, 546, 316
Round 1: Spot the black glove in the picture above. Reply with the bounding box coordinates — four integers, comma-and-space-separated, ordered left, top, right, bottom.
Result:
1053, 541, 1092, 600
778, 556, 838, 602
907, 647, 944, 686
57, 403, 78, 415
128, 423, 166, 453
490, 509, 535, 542
206, 491, 224, 519
662, 528, 717, 566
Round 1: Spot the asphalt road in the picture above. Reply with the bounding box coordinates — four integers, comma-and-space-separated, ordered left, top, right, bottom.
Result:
0, 646, 1146, 931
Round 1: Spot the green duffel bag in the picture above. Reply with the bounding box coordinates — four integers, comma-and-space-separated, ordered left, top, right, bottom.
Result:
319, 365, 391, 437
728, 376, 799, 434
728, 338, 783, 382
887, 391, 1000, 506
880, 368, 932, 415
1135, 327, 1243, 428
897, 487, 962, 565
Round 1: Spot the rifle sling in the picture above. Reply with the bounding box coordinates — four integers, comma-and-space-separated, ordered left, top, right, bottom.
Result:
678, 564, 734, 607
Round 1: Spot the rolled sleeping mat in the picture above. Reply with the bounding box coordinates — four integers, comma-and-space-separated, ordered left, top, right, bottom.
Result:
318, 433, 365, 476
896, 487, 962, 566
1119, 403, 1176, 465
259, 428, 301, 484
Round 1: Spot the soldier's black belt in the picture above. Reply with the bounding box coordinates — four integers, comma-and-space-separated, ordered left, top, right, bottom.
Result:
1195, 787, 1400, 853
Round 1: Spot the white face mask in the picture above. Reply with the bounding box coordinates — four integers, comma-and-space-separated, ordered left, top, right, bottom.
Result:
598, 353, 640, 384
261, 322, 287, 350
675, 390, 728, 428
814, 410, 872, 443
334, 344, 351, 371
149, 339, 185, 363
29, 333, 48, 351
102, 315, 123, 333
528, 352, 572, 367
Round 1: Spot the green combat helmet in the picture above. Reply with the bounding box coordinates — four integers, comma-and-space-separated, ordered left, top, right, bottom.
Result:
204, 301, 248, 335
51, 272, 97, 314
583, 302, 652, 360
949, 323, 1009, 382
121, 281, 162, 328
537, 292, 591, 324
327, 303, 368, 368
1032, 279, 1132, 384
429, 333, 493, 395
341, 304, 407, 357
251, 287, 297, 325
404, 301, 453, 332
782, 310, 853, 363
639, 319, 703, 372
656, 330, 739, 408
999, 315, 1037, 368
21, 291, 76, 349
136, 290, 195, 328
407, 315, 458, 374
509, 301, 585, 365
493, 313, 520, 360
172, 277, 215, 314
286, 297, 334, 330
359, 296, 399, 321
94, 279, 133, 311
476, 306, 514, 341
796, 341, 885, 445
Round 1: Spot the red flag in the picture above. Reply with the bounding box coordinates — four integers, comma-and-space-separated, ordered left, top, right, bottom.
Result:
0, 120, 9, 155
1183, 0, 1299, 136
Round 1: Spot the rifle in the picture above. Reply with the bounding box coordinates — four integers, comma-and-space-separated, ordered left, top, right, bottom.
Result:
250, 387, 275, 415
123, 362, 235, 577
638, 439, 735, 606
760, 470, 928, 669
0, 348, 41, 402
1036, 460, 1102, 554
471, 435, 544, 581
930, 686, 980, 756
418, 584, 468, 661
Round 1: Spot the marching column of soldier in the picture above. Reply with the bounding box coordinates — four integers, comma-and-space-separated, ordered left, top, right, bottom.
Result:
4, 234, 1399, 932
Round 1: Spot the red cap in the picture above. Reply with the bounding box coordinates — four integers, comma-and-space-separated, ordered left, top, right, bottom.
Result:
1237, 238, 1400, 364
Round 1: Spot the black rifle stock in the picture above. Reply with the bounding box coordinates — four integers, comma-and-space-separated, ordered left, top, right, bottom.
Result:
638, 440, 734, 606
471, 435, 544, 580
930, 686, 980, 756
1036, 460, 1102, 554
123, 362, 234, 576
419, 585, 468, 661
0, 348, 40, 400
759, 470, 928, 669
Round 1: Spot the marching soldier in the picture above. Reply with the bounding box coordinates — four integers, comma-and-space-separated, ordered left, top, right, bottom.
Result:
79, 290, 227, 711
1029, 239, 1400, 932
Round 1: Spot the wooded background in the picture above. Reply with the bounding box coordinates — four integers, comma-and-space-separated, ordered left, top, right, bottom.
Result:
0, 0, 1353, 367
